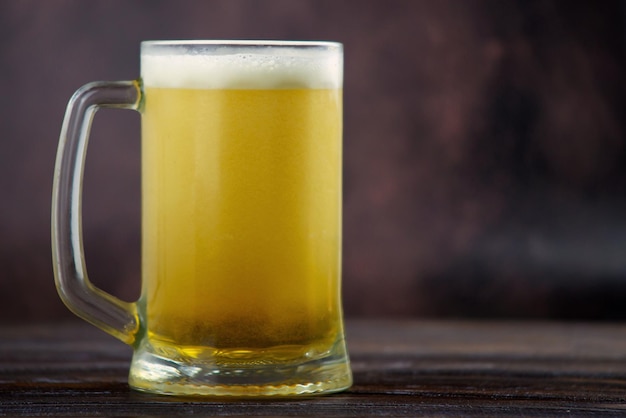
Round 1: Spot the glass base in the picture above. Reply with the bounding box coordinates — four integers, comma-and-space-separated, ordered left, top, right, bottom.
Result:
127, 337, 352, 397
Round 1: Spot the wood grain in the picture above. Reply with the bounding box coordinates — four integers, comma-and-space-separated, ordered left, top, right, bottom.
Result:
1, 320, 626, 416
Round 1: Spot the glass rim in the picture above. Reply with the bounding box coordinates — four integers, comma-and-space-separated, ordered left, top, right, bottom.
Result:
141, 40, 342, 50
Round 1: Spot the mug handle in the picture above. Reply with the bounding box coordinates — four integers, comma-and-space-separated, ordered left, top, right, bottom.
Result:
52, 80, 142, 345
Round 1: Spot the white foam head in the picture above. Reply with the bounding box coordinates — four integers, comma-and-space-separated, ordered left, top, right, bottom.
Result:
141, 41, 342, 89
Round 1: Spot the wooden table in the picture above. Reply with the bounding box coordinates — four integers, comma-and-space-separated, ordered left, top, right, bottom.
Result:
2, 320, 626, 416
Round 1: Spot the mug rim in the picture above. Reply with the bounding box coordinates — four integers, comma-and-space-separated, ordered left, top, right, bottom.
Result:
141, 40, 342, 49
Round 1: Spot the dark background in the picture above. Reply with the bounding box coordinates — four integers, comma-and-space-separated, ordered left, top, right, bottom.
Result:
2, 0, 626, 323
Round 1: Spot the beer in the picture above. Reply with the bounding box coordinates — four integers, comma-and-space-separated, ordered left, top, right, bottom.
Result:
139, 50, 343, 364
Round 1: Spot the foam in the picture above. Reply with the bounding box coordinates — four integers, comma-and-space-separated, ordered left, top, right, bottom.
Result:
141, 42, 342, 89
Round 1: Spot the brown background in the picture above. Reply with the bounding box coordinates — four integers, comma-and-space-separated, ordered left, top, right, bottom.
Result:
1, 0, 626, 323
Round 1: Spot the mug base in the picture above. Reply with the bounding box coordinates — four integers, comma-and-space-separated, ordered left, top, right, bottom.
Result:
127, 337, 352, 397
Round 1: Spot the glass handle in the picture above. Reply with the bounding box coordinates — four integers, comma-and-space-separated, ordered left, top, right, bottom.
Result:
52, 80, 142, 345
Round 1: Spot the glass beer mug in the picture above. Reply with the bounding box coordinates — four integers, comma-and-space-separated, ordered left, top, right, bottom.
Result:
52, 40, 352, 396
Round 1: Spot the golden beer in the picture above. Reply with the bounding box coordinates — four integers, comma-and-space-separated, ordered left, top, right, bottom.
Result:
140, 87, 343, 358
123, 42, 351, 395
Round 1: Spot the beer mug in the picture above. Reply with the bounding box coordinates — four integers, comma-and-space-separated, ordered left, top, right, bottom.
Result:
52, 40, 351, 396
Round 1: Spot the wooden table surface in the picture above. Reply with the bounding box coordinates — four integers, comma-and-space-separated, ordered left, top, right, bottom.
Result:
2, 320, 626, 416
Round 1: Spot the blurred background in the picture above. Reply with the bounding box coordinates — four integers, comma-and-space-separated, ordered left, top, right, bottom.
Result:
1, 0, 626, 323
